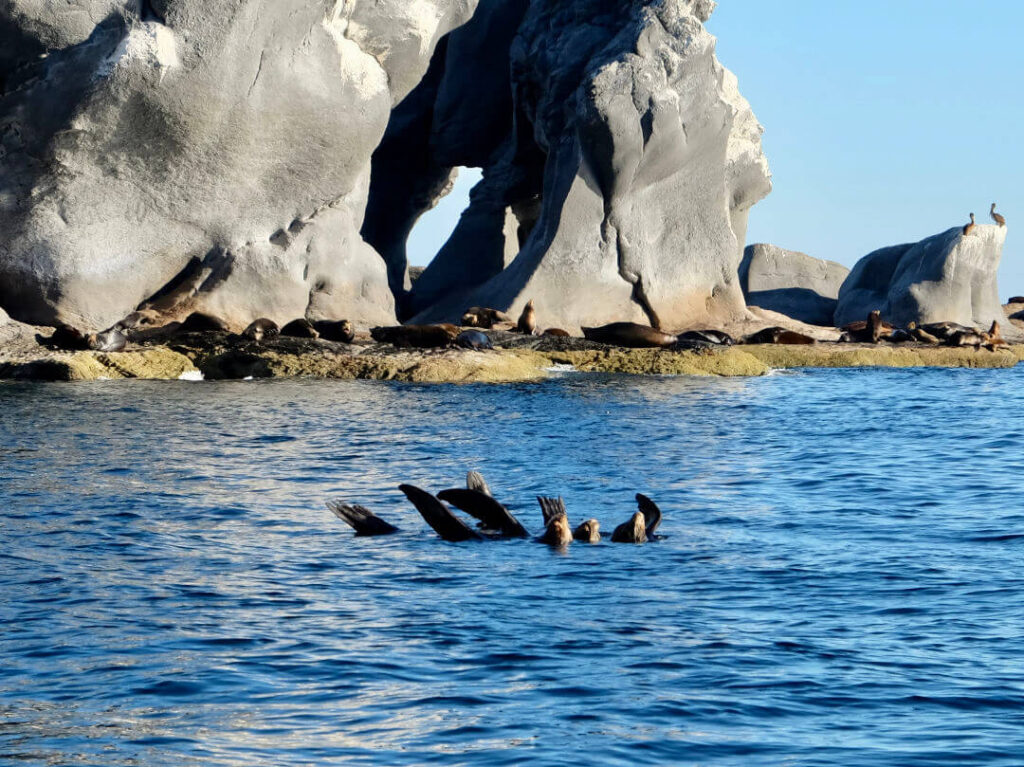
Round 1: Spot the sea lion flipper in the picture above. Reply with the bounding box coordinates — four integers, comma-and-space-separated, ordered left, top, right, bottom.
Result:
635, 493, 662, 535
537, 496, 567, 526
466, 470, 492, 497
437, 488, 529, 538
399, 484, 483, 542
326, 501, 400, 536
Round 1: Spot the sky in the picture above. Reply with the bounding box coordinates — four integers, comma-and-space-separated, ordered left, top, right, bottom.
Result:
408, 1, 1022, 297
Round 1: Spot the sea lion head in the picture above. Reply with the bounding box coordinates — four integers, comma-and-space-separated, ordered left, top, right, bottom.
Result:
628, 511, 647, 543
544, 515, 572, 547
574, 519, 600, 543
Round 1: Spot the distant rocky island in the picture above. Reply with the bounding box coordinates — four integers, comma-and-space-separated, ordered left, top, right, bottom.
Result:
0, 1, 1015, 382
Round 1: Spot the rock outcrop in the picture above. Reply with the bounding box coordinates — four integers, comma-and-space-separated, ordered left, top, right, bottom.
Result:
739, 244, 849, 326
367, 0, 771, 331
0, 1, 477, 330
835, 225, 1007, 329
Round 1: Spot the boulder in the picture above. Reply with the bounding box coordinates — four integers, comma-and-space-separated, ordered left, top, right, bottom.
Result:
835, 225, 1007, 329
386, 0, 771, 332
739, 244, 849, 326
0, 0, 477, 330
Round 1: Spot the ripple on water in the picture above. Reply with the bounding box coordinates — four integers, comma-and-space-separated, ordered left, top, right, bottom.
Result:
3, 369, 1024, 765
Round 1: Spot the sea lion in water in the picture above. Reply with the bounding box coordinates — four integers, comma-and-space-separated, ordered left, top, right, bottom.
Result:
326, 501, 400, 536
536, 496, 572, 546
582, 322, 677, 348
745, 327, 816, 345
636, 493, 663, 538
370, 324, 459, 349
314, 320, 355, 344
399, 484, 483, 542
611, 511, 647, 544
466, 470, 492, 497
542, 328, 571, 337
437, 488, 528, 538
280, 319, 319, 339
462, 307, 510, 329
455, 330, 493, 350
573, 519, 601, 543
517, 300, 537, 335
242, 318, 280, 342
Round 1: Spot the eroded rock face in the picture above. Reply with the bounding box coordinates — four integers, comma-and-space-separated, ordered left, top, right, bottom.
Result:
0, 0, 476, 329
835, 225, 1007, 328
396, 0, 771, 331
740, 244, 849, 326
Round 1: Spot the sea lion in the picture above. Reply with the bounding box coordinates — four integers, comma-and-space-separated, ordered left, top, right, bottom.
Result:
466, 470, 492, 497
838, 311, 887, 343
455, 330, 493, 350
887, 328, 912, 343
678, 330, 734, 346
920, 321, 973, 341
573, 519, 601, 543
437, 488, 528, 538
179, 312, 231, 333
326, 501, 400, 536
963, 212, 976, 236
399, 484, 483, 542
462, 307, 510, 329
981, 320, 1009, 351
242, 318, 280, 342
38, 324, 91, 350
88, 328, 128, 352
536, 503, 573, 546
947, 329, 985, 348
744, 327, 816, 345
517, 300, 537, 335
908, 321, 940, 344
314, 320, 355, 344
370, 324, 459, 349
114, 309, 162, 332
611, 511, 647, 544
280, 319, 319, 339
542, 328, 571, 337
582, 322, 677, 348
636, 493, 663, 538
1009, 296, 1024, 305
991, 203, 1006, 227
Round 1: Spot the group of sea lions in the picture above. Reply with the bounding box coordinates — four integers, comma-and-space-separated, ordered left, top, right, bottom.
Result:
37, 311, 357, 352
327, 471, 662, 546
838, 310, 1009, 350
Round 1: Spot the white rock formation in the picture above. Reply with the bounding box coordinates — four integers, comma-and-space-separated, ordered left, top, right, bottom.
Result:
740, 244, 849, 326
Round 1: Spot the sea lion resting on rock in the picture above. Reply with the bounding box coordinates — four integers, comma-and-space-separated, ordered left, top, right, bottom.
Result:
542, 328, 571, 337
907, 322, 940, 344
314, 320, 355, 344
370, 324, 460, 349
582, 322, 677, 348
745, 327, 816, 345
455, 330, 493, 350
280, 319, 319, 339
88, 328, 127, 352
179, 312, 232, 333
462, 307, 511, 329
517, 300, 537, 335
981, 320, 1009, 351
838, 311, 888, 343
678, 330, 734, 346
242, 318, 280, 343
37, 324, 91, 350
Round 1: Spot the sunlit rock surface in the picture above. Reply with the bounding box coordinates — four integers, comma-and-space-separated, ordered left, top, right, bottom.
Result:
835, 225, 1007, 328
740, 244, 849, 326
0, 0, 476, 329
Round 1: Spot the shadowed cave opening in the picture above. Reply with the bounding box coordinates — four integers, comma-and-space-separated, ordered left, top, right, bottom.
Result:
406, 167, 481, 274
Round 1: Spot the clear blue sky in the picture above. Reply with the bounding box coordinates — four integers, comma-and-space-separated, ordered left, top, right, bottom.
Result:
410, 2, 1022, 297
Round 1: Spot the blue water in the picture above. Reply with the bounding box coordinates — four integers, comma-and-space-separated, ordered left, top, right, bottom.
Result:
3, 368, 1024, 766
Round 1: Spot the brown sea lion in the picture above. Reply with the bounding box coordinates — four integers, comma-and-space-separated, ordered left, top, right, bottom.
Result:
920, 321, 973, 341
114, 309, 162, 331
908, 322, 940, 344
466, 470, 492, 497
455, 330, 493, 350
1008, 296, 1024, 305
462, 307, 510, 329
370, 324, 459, 349
981, 320, 1009, 351
280, 319, 319, 339
838, 311, 889, 343
88, 328, 127, 352
573, 519, 601, 543
947, 329, 985, 348
538, 515, 573, 547
437, 488, 528, 538
542, 328, 571, 337
399, 484, 483, 542
611, 511, 647, 544
744, 327, 816, 345
582, 322, 677, 348
179, 311, 232, 333
242, 318, 280, 342
326, 501, 400, 536
314, 320, 355, 344
517, 300, 537, 335
38, 324, 91, 350
678, 330, 734, 346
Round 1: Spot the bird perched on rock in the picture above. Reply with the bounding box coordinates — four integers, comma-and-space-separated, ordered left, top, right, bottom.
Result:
963, 213, 976, 236
991, 203, 1006, 227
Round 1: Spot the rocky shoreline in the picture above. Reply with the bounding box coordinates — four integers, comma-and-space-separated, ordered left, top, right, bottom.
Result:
2, 324, 1021, 383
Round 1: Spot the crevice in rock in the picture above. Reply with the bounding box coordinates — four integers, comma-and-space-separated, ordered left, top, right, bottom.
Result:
137, 246, 233, 315
139, 0, 167, 24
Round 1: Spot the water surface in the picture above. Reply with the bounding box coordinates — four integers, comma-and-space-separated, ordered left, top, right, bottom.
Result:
3, 368, 1024, 765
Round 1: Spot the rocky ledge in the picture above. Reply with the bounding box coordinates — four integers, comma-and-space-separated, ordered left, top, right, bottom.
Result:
2, 326, 1021, 383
